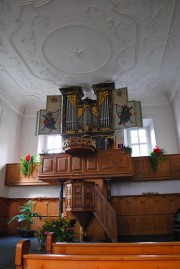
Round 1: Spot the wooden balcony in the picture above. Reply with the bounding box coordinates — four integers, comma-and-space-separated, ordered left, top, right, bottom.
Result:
5, 151, 180, 186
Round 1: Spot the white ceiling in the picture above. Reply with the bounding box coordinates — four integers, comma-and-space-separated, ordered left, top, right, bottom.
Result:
0, 0, 180, 115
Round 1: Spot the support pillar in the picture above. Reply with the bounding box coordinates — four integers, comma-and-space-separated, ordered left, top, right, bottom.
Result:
105, 178, 112, 202
58, 179, 65, 214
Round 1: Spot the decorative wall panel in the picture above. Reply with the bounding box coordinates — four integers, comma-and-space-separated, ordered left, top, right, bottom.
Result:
112, 194, 180, 236
1, 194, 180, 237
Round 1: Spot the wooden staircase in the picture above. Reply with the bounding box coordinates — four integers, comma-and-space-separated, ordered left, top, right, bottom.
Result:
65, 180, 117, 242
93, 184, 117, 242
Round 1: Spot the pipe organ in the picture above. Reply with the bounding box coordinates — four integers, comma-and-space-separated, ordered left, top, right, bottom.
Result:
60, 83, 114, 137
36, 82, 142, 154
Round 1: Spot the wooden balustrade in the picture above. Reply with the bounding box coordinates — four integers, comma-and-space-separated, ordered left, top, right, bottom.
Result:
5, 152, 180, 186
5, 164, 49, 186
93, 185, 117, 242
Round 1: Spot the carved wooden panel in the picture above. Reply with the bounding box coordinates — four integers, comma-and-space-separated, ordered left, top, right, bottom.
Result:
147, 158, 172, 178
39, 150, 133, 183
5, 164, 20, 183
113, 150, 133, 174
99, 151, 114, 173
6, 153, 180, 186
7, 200, 24, 234
84, 185, 95, 208
83, 155, 99, 174
72, 184, 83, 208
56, 155, 69, 173
6, 198, 60, 235
70, 156, 83, 174
5, 164, 48, 186
132, 155, 180, 181
170, 156, 180, 176
132, 158, 148, 180
65, 181, 95, 211
43, 157, 54, 173
3, 194, 180, 238
112, 194, 180, 236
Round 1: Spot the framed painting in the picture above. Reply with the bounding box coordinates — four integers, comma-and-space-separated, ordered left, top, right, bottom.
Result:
36, 108, 61, 135
46, 95, 62, 112
113, 88, 143, 129
113, 87, 128, 129
36, 95, 62, 135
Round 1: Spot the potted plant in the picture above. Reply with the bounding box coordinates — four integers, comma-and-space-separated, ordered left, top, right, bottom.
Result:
123, 145, 132, 154
34, 214, 77, 250
8, 200, 42, 237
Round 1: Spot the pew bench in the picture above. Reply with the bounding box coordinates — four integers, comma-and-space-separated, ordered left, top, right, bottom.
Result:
46, 232, 180, 255
16, 239, 180, 269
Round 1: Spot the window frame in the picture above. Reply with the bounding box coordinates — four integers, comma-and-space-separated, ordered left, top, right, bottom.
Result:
127, 127, 152, 156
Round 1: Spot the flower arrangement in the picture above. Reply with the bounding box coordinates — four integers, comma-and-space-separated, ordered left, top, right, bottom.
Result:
149, 146, 166, 172
34, 214, 77, 250
20, 154, 41, 176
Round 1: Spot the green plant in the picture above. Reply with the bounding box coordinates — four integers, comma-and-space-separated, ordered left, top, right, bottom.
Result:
35, 214, 77, 249
148, 146, 166, 172
20, 154, 41, 176
8, 200, 42, 230
123, 145, 132, 154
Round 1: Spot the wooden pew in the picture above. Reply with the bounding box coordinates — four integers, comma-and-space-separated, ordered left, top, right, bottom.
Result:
15, 239, 180, 269
46, 232, 180, 255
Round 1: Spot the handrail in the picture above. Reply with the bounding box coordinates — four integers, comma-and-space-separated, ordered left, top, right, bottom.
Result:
93, 185, 117, 242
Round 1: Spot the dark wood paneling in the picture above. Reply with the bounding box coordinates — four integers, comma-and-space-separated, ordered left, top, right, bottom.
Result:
43, 157, 54, 173
132, 154, 180, 181
0, 198, 8, 235
111, 194, 180, 236
5, 153, 180, 186
56, 155, 69, 173
83, 155, 99, 174
39, 149, 133, 183
1, 194, 180, 237
7, 198, 60, 235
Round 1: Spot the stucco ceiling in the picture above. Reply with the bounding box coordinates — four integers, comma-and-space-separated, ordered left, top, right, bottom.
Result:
0, 0, 180, 115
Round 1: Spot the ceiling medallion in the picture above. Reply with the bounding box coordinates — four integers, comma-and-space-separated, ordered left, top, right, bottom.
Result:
70, 47, 85, 58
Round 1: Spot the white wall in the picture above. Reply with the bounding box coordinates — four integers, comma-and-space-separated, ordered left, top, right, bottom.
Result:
19, 115, 39, 157
111, 180, 180, 196
141, 95, 178, 154
0, 97, 22, 197
8, 186, 60, 198
172, 88, 180, 151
